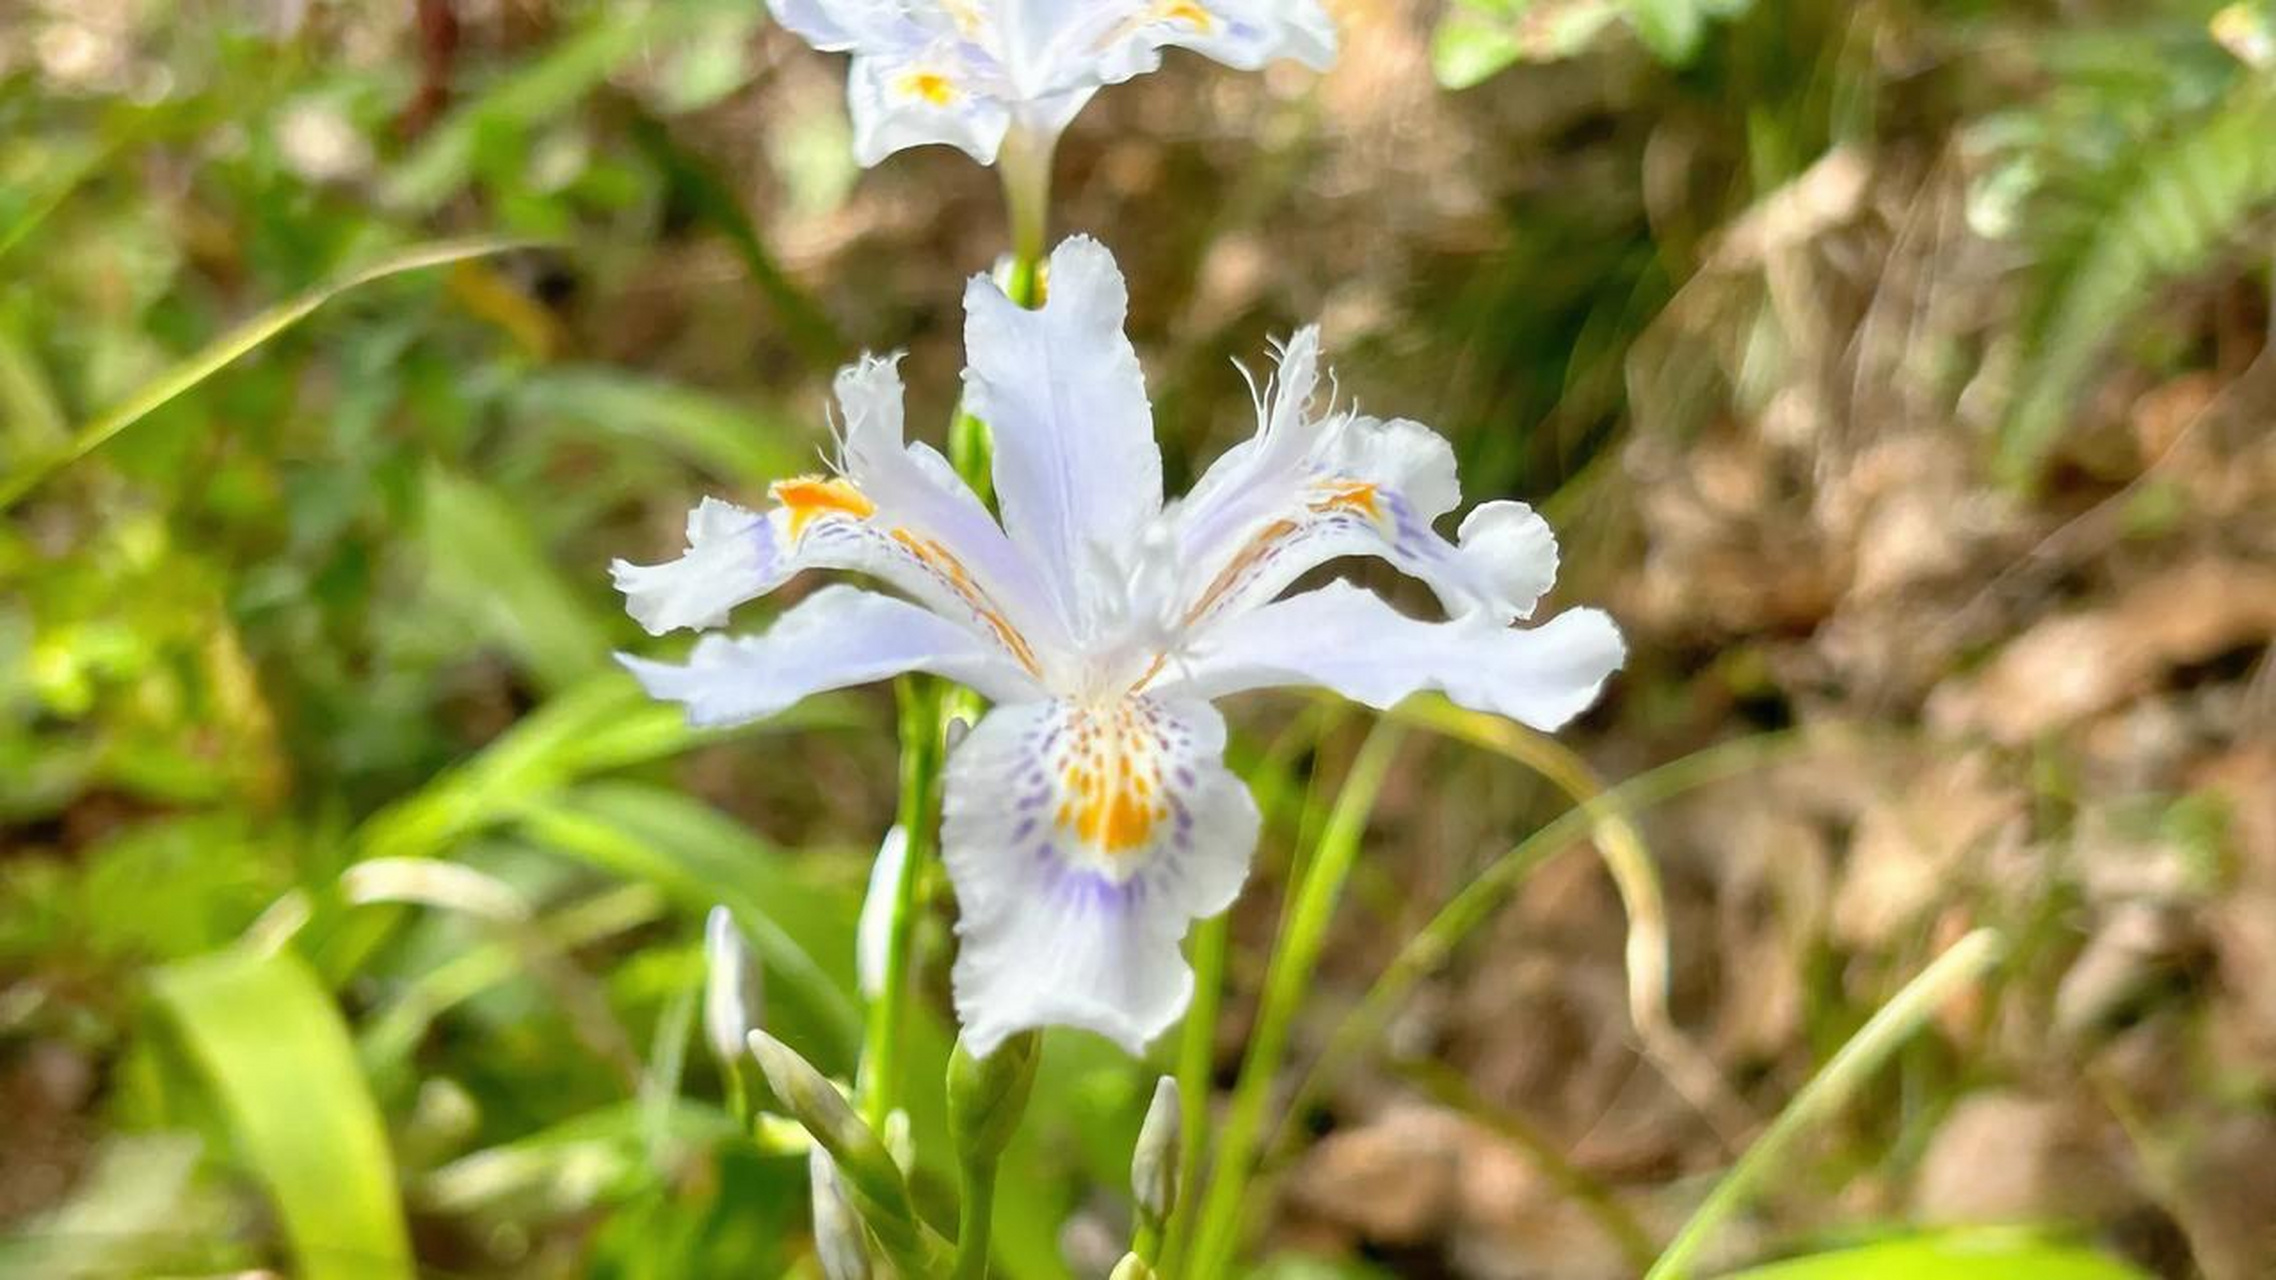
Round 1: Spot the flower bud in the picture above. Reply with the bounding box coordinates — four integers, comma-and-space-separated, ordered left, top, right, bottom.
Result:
747, 1029, 945, 1274
1108, 1253, 1158, 1280
703, 906, 764, 1068
808, 1147, 874, 1280
856, 828, 910, 1001
947, 1030, 1041, 1166
1129, 1075, 1181, 1230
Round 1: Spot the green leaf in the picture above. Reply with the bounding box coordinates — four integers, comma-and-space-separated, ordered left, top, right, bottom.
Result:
1721, 1230, 2152, 1280
514, 780, 866, 1061
1433, 10, 1530, 89
2002, 81, 2276, 482
418, 466, 615, 692
150, 946, 413, 1280
1627, 0, 1705, 63
353, 674, 710, 864
512, 367, 809, 487
1432, 0, 1625, 86
0, 237, 532, 512
383, 7, 683, 213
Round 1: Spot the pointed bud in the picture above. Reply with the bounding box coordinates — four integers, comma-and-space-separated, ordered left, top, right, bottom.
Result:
1108, 1253, 1158, 1280
947, 1030, 1041, 1166
704, 906, 765, 1067
747, 1030, 945, 1274
856, 827, 910, 1001
808, 1148, 874, 1280
1130, 1075, 1181, 1230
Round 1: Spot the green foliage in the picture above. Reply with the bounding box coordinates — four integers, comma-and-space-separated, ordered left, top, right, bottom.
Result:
1722, 1230, 2151, 1280
1999, 75, 2276, 481
1431, 0, 1754, 88
151, 946, 414, 1280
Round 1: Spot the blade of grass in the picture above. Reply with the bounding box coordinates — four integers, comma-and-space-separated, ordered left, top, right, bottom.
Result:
151, 946, 414, 1280
1270, 729, 1829, 1166
1645, 929, 2007, 1279
1391, 694, 1754, 1147
1158, 703, 1339, 1279
1186, 720, 1406, 1278
0, 236, 534, 511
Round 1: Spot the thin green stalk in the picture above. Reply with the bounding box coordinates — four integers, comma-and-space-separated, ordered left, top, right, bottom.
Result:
861, 679, 942, 1126
1391, 696, 1751, 1146
1157, 910, 1227, 1278
950, 124, 1051, 494
1159, 708, 1335, 1278
1186, 720, 1407, 1277
1269, 729, 1821, 1164
1644, 928, 2006, 1280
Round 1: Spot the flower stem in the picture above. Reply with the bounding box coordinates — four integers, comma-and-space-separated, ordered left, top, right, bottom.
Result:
1186, 721, 1407, 1277
998, 124, 1054, 302
860, 679, 942, 1127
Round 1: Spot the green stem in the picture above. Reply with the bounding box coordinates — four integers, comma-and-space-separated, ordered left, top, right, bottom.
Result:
1186, 721, 1407, 1277
953, 1164, 999, 1280
998, 124, 1054, 298
1644, 928, 2006, 1279
861, 679, 942, 1127
1156, 910, 1228, 1277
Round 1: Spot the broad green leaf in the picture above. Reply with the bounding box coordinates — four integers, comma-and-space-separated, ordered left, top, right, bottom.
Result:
1720, 1230, 2152, 1280
352, 674, 706, 864
513, 780, 864, 1060
418, 466, 614, 692
151, 946, 413, 1280
512, 367, 809, 487
0, 237, 530, 511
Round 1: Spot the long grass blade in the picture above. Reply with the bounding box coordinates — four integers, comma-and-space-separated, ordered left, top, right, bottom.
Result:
1644, 929, 2007, 1279
0, 237, 533, 511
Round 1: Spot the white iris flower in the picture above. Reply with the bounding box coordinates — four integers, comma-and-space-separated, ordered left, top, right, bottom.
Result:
613, 237, 1623, 1056
769, 0, 1338, 167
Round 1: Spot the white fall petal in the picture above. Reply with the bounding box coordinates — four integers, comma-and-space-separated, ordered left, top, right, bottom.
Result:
942, 696, 1257, 1055
768, 0, 1338, 166
615, 236, 1624, 1058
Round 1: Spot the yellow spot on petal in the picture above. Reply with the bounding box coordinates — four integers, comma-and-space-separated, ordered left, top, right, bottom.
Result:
1054, 705, 1171, 857
770, 476, 876, 540
899, 71, 958, 106
1156, 0, 1215, 31
1314, 480, 1383, 521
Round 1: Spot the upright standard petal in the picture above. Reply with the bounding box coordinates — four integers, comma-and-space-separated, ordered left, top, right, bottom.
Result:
942, 695, 1258, 1056
1158, 581, 1625, 732
963, 236, 1163, 629
620, 585, 1041, 728
1165, 329, 1561, 627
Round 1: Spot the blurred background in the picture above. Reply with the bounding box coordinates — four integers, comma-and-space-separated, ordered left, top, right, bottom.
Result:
3, 0, 2274, 1276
